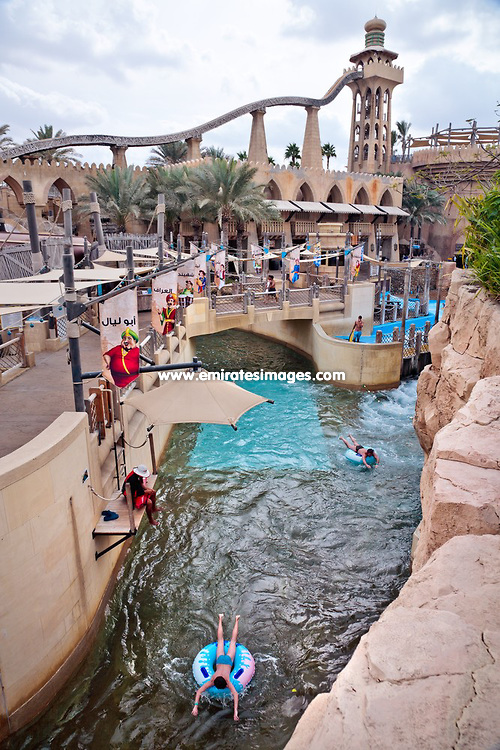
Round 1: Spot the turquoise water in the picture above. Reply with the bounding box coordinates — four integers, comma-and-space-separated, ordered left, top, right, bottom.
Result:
8, 330, 423, 750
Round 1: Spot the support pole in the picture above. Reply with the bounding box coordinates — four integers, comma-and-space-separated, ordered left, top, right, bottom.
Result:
148, 432, 157, 475
422, 262, 431, 316
400, 266, 411, 373
63, 252, 85, 412
90, 191, 106, 255
22, 180, 42, 272
157, 194, 165, 270
434, 263, 443, 325
124, 483, 136, 533
380, 270, 387, 325
177, 233, 182, 263
126, 245, 134, 283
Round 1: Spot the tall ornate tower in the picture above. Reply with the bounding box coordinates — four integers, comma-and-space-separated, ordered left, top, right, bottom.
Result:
347, 17, 404, 174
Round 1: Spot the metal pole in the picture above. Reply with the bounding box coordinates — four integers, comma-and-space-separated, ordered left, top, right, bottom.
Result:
343, 231, 352, 300
126, 245, 134, 283
63, 251, 85, 412
381, 270, 387, 325
177, 233, 182, 262
423, 262, 431, 315
89, 191, 106, 254
22, 180, 42, 272
434, 263, 443, 325
281, 234, 286, 294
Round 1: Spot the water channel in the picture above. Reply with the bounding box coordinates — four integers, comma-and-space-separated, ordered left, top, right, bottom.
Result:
10, 330, 423, 750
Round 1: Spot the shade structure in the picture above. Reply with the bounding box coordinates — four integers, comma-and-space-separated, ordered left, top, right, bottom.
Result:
124, 373, 271, 429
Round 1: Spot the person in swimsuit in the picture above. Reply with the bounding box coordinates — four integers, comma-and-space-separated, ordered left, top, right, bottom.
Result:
339, 434, 380, 469
192, 614, 240, 721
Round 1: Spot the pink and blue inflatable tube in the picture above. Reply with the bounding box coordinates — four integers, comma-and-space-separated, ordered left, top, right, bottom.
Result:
192, 640, 255, 699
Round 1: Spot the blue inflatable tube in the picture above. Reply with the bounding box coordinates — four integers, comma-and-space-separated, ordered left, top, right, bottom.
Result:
192, 640, 255, 699
344, 449, 376, 467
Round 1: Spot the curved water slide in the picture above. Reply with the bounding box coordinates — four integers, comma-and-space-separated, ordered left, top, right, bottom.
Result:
0, 69, 362, 161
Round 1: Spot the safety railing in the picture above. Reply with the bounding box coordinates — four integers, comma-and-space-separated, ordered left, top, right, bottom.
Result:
85, 392, 100, 438
212, 293, 248, 315
105, 233, 159, 250
375, 321, 431, 356
287, 287, 313, 307
252, 290, 283, 310
0, 334, 27, 374
315, 284, 344, 303
54, 315, 68, 340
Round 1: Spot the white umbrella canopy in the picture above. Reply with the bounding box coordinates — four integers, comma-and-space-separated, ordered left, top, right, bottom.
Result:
124, 373, 271, 429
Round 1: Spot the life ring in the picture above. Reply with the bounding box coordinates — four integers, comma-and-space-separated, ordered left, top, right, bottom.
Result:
344, 449, 376, 467
192, 640, 255, 699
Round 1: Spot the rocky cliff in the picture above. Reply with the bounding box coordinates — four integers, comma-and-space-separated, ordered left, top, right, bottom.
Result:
286, 270, 500, 749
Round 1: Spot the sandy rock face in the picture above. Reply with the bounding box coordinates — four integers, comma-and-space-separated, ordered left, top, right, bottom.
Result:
285, 535, 500, 750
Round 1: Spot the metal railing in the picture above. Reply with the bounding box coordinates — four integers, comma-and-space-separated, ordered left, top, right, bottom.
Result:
85, 392, 99, 436
375, 321, 431, 356
252, 290, 283, 310
315, 284, 344, 303
54, 315, 68, 340
140, 328, 165, 359
105, 233, 159, 250
374, 298, 422, 325
0, 335, 27, 373
287, 287, 312, 306
212, 293, 248, 315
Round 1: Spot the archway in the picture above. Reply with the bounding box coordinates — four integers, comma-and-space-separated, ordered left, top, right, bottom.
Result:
354, 186, 369, 205
295, 182, 314, 202
326, 184, 344, 203
379, 189, 393, 206
264, 180, 282, 201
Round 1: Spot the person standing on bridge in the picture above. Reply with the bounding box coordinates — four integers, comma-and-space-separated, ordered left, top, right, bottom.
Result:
351, 315, 363, 342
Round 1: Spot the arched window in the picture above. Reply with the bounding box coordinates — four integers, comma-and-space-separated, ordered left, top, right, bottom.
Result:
383, 125, 388, 141
355, 124, 360, 139
354, 186, 369, 205
382, 144, 387, 160
367, 57, 373, 64
364, 123, 370, 140
374, 123, 379, 140
383, 89, 389, 121
353, 145, 359, 160
363, 144, 369, 161
364, 88, 371, 119
296, 182, 314, 202
375, 88, 381, 119
374, 144, 379, 162
327, 184, 344, 203
357, 61, 364, 71
355, 92, 361, 115
379, 189, 393, 206
264, 180, 282, 201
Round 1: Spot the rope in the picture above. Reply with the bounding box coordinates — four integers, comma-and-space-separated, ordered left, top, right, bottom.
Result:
89, 202, 100, 214
122, 426, 154, 449
89, 485, 119, 502
22, 191, 35, 204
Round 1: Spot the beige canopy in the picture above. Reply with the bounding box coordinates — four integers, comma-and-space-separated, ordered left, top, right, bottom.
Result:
10, 266, 152, 283
0, 281, 91, 306
125, 373, 271, 429
96, 248, 158, 262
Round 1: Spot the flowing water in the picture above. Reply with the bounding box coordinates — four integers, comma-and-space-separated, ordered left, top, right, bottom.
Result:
9, 330, 423, 750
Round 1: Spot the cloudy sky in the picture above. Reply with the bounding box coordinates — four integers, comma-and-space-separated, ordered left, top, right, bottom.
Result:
0, 0, 499, 169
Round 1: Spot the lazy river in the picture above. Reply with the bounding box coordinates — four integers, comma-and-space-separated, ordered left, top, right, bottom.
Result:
9, 330, 423, 750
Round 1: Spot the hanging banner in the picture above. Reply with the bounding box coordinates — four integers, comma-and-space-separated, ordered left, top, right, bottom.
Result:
313, 241, 321, 268
152, 270, 178, 335
250, 243, 263, 273
214, 249, 226, 289
211, 243, 219, 256
177, 259, 195, 308
350, 244, 364, 280
190, 241, 200, 256
289, 246, 301, 284
194, 253, 208, 296
100, 288, 140, 388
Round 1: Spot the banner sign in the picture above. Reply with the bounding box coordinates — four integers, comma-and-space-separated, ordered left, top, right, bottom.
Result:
194, 253, 207, 296
250, 243, 263, 273
313, 241, 321, 268
152, 270, 178, 335
289, 246, 301, 284
100, 288, 140, 388
214, 249, 226, 289
190, 241, 200, 256
177, 260, 195, 308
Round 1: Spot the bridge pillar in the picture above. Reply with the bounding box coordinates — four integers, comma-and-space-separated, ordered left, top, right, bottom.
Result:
186, 136, 202, 161
110, 145, 128, 168
248, 109, 268, 163
301, 106, 322, 169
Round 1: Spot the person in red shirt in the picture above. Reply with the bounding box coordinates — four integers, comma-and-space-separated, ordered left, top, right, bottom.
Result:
103, 327, 140, 387
121, 464, 162, 526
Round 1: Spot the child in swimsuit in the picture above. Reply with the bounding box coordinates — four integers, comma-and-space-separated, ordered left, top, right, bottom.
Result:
192, 614, 240, 721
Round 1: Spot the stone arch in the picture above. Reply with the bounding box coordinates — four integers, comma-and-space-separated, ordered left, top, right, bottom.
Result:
353, 145, 359, 161
363, 143, 369, 161
355, 92, 362, 115
296, 182, 314, 202
0, 175, 24, 205
326, 184, 345, 203
264, 179, 282, 201
375, 87, 381, 119
383, 124, 388, 141
354, 186, 369, 205
383, 89, 389, 120
379, 189, 393, 206
374, 123, 379, 140
374, 144, 379, 162
355, 124, 360, 139
41, 176, 76, 205
382, 144, 387, 160
356, 61, 364, 71
364, 123, 370, 140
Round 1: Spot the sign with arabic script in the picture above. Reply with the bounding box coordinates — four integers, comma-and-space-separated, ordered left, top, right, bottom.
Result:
100, 288, 140, 388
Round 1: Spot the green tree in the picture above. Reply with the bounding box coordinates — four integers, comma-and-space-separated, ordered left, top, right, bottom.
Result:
454, 171, 500, 298
201, 145, 230, 160
396, 120, 412, 161
268, 156, 276, 166
0, 124, 15, 149
391, 130, 398, 149
147, 141, 188, 167
321, 142, 336, 169
85, 167, 148, 232
26, 124, 82, 164
188, 158, 280, 247
285, 143, 301, 167
402, 178, 446, 245
237, 150, 248, 161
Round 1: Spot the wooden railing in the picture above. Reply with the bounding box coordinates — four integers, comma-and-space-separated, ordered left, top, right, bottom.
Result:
0, 334, 27, 374
260, 220, 284, 234
291, 221, 317, 236
348, 223, 372, 236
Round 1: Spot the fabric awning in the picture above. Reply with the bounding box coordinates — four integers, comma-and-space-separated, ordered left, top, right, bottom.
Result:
0, 281, 91, 306
320, 202, 362, 214
376, 206, 409, 217
10, 266, 153, 283
289, 201, 332, 212
349, 204, 386, 216
125, 373, 271, 429
97, 246, 160, 259
265, 200, 299, 212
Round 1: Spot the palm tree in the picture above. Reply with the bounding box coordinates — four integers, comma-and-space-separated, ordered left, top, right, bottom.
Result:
0, 124, 15, 149
396, 120, 412, 161
188, 158, 280, 247
321, 143, 336, 169
26, 124, 82, 164
391, 130, 398, 149
201, 145, 230, 160
402, 178, 446, 248
146, 141, 188, 167
285, 143, 301, 167
84, 167, 148, 232
237, 150, 248, 161
268, 156, 276, 166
